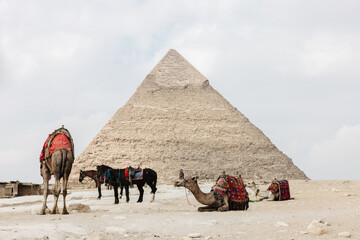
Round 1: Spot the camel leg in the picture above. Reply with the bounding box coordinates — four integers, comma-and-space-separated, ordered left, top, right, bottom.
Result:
51, 176, 61, 214
198, 206, 217, 212
137, 184, 144, 203
62, 176, 69, 214
40, 165, 50, 215
217, 197, 230, 212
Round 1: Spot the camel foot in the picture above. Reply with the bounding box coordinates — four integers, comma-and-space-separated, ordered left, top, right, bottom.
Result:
39, 209, 46, 215
119, 195, 122, 199
217, 206, 229, 212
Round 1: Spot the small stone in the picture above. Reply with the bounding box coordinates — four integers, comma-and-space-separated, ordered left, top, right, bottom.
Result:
276, 221, 289, 227
307, 220, 326, 235
338, 232, 351, 238
299, 231, 308, 234
188, 233, 201, 238
204, 236, 212, 240
68, 204, 91, 213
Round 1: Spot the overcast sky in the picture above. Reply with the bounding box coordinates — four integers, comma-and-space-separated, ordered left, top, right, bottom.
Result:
1, 0, 359, 183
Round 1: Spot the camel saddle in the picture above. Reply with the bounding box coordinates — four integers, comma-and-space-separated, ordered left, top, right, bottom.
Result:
267, 180, 291, 201
39, 126, 74, 161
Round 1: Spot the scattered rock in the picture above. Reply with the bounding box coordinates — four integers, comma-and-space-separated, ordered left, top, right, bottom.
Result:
275, 221, 289, 227
204, 236, 212, 240
299, 231, 308, 234
114, 215, 126, 220
188, 233, 201, 238
319, 218, 331, 226
68, 204, 91, 213
338, 232, 351, 238
307, 220, 326, 235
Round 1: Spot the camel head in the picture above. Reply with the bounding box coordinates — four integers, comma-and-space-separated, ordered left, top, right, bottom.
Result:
174, 177, 199, 192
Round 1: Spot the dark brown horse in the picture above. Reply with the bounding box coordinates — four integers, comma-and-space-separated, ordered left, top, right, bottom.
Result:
79, 170, 103, 199
97, 166, 157, 204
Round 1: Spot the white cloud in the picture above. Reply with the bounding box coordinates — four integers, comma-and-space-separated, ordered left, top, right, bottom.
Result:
300, 34, 354, 76
306, 124, 360, 179
0, 112, 110, 183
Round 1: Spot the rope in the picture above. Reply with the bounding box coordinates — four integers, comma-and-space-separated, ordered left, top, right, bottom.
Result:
184, 183, 196, 207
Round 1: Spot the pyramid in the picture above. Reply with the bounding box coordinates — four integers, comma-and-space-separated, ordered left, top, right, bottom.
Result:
71, 49, 308, 183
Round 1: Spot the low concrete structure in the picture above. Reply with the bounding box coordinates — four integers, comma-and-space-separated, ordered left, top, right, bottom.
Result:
0, 181, 43, 198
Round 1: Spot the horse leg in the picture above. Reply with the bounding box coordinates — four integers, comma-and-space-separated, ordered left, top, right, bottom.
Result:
125, 183, 130, 203
137, 184, 144, 203
51, 176, 61, 214
97, 184, 102, 200
113, 183, 119, 204
119, 184, 123, 199
40, 164, 50, 215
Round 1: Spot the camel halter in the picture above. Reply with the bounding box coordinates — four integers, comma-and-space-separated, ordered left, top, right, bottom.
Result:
184, 180, 196, 207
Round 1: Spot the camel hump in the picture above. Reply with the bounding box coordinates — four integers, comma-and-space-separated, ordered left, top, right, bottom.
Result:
43, 126, 75, 160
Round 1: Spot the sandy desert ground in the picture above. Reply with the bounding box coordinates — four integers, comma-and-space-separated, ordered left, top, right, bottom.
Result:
0, 180, 359, 240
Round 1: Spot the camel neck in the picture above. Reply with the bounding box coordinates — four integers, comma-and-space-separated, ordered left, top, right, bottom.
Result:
188, 183, 214, 206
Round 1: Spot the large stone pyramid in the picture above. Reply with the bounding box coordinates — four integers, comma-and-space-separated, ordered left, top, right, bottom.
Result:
71, 49, 308, 183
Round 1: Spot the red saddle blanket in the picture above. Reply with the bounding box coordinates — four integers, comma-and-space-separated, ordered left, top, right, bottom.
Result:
212, 175, 249, 203
267, 180, 291, 200
40, 133, 72, 161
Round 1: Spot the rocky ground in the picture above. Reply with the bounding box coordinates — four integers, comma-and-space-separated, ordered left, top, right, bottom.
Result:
0, 180, 359, 240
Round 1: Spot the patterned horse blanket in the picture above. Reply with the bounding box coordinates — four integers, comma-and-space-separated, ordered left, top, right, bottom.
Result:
267, 180, 291, 201
40, 133, 72, 161
125, 168, 143, 181
212, 175, 249, 203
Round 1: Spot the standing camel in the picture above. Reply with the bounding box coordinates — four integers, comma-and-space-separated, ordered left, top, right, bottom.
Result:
174, 176, 249, 212
39, 127, 74, 215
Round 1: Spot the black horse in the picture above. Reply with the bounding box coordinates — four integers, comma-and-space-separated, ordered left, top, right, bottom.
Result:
97, 165, 157, 204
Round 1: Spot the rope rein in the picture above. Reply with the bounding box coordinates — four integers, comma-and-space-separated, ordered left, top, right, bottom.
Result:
184, 180, 196, 207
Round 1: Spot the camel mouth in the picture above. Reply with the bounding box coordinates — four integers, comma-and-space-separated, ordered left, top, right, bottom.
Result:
174, 179, 185, 187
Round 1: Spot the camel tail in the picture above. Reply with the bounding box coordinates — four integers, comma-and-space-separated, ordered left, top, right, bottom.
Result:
60, 149, 68, 179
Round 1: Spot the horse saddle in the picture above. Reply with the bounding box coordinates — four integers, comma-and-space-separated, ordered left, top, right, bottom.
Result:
127, 166, 142, 178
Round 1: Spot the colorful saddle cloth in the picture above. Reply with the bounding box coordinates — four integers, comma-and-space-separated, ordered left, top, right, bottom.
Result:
267, 180, 291, 200
40, 133, 72, 161
125, 168, 143, 181
212, 175, 249, 203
